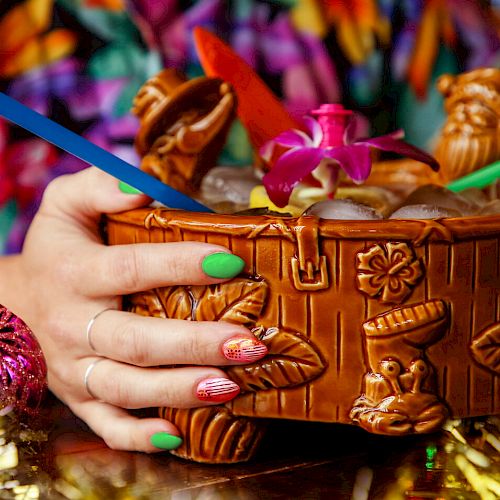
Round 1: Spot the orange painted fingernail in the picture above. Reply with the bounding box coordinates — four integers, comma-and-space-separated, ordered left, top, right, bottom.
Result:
196, 377, 240, 403
223, 337, 268, 362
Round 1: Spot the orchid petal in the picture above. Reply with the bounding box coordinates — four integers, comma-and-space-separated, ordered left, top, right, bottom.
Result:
263, 147, 325, 207
272, 128, 312, 148
302, 115, 323, 147
311, 158, 339, 194
324, 144, 372, 183
259, 140, 275, 162
357, 131, 440, 171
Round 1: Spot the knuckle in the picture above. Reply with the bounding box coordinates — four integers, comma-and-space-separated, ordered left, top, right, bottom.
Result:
102, 432, 125, 451
108, 246, 142, 293
162, 382, 185, 407
180, 332, 207, 366
40, 175, 68, 207
49, 355, 71, 385
46, 314, 78, 350
106, 375, 135, 409
102, 429, 143, 452
53, 253, 80, 288
164, 257, 187, 283
121, 320, 151, 367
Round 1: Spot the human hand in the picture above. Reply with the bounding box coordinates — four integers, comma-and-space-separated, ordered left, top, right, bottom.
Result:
6, 167, 267, 452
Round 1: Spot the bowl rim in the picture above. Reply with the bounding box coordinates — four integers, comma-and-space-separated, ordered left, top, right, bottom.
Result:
106, 207, 500, 245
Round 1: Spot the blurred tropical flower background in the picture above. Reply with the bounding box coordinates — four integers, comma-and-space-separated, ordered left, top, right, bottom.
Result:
0, 0, 499, 252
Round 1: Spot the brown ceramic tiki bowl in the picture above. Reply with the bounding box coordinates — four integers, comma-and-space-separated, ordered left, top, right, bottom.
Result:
106, 208, 500, 463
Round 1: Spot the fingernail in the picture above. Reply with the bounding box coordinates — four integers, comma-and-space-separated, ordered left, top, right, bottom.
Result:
150, 432, 183, 450
223, 337, 268, 363
119, 181, 143, 195
202, 252, 245, 279
196, 377, 240, 403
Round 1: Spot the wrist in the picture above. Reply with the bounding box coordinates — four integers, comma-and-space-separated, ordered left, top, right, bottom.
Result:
0, 254, 27, 317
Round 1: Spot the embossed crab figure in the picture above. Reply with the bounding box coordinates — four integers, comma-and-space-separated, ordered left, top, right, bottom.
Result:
350, 299, 450, 435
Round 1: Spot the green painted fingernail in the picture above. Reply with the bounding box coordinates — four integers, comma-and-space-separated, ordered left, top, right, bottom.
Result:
202, 252, 245, 279
119, 181, 142, 195
150, 432, 183, 450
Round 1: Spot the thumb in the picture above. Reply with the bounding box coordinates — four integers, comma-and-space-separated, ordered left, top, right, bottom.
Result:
41, 167, 152, 222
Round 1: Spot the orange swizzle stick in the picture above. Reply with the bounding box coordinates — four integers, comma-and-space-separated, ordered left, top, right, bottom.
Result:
192, 26, 304, 150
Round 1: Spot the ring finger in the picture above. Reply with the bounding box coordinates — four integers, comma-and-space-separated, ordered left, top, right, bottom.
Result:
86, 310, 267, 367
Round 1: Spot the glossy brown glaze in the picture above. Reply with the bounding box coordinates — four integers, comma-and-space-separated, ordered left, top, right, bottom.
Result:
107, 208, 500, 462
434, 67, 500, 183
104, 68, 500, 463
132, 68, 236, 194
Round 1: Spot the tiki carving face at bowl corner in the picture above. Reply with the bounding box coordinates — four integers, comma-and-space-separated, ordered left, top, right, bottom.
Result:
435, 67, 500, 183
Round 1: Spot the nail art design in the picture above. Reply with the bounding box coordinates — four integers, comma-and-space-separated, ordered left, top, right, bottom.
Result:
223, 337, 268, 362
202, 252, 245, 279
196, 377, 240, 403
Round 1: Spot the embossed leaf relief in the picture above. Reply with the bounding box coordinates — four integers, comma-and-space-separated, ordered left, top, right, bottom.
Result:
356, 242, 424, 304
127, 278, 268, 324
126, 278, 326, 391
470, 323, 500, 375
160, 406, 266, 463
227, 327, 326, 391
127, 289, 168, 318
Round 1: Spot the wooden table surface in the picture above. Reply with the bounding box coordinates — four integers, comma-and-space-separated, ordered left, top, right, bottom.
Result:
0, 396, 498, 499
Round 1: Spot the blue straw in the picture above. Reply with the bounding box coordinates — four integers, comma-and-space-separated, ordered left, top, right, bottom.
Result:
0, 92, 212, 213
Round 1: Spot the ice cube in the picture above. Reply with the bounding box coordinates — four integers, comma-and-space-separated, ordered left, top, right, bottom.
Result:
389, 204, 462, 219
458, 188, 490, 207
402, 184, 478, 216
335, 186, 402, 217
476, 200, 500, 216
200, 166, 261, 211
304, 199, 383, 220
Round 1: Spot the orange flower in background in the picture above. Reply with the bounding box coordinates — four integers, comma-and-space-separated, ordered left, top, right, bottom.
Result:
321, 0, 391, 65
0, 0, 77, 78
84, 0, 125, 11
407, 0, 457, 98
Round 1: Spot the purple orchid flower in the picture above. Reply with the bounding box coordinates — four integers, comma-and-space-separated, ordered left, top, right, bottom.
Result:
261, 110, 439, 208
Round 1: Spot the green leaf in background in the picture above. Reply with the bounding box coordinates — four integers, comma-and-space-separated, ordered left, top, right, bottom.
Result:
218, 119, 254, 166
112, 51, 163, 117
56, 0, 139, 41
348, 51, 383, 107
396, 46, 458, 150
0, 201, 16, 254
88, 41, 144, 79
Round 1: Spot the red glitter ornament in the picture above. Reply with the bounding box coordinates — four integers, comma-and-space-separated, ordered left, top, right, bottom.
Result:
0, 305, 47, 416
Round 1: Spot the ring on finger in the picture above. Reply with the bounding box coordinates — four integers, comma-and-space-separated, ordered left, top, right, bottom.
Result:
86, 308, 114, 354
84, 357, 107, 400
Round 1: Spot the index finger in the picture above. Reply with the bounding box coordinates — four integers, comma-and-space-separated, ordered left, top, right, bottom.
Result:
76, 242, 245, 296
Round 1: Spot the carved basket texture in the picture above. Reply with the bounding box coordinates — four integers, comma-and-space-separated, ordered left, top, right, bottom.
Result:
107, 209, 500, 432
107, 209, 500, 423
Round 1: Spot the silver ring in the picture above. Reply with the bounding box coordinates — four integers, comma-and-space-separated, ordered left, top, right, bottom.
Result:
84, 358, 107, 400
86, 308, 114, 354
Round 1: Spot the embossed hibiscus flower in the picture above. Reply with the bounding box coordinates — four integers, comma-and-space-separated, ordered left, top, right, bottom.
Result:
356, 242, 424, 304
261, 104, 439, 207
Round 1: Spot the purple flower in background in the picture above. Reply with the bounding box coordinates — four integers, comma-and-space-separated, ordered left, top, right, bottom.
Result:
8, 59, 82, 115
129, 0, 223, 67
262, 106, 439, 208
260, 12, 341, 119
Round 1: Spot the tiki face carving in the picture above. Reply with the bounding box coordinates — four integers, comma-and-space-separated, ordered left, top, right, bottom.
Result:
434, 68, 500, 183
132, 69, 237, 195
